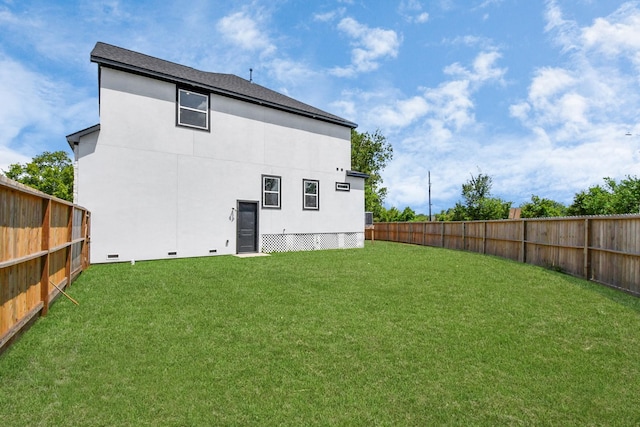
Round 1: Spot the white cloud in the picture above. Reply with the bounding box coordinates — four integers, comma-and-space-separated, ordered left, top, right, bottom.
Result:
0, 146, 30, 172
489, 1, 640, 206
330, 17, 401, 77
400, 0, 423, 12
544, 0, 580, 52
558, 92, 589, 125
0, 5, 39, 27
217, 11, 276, 57
338, 49, 504, 134
509, 102, 530, 122
0, 57, 41, 144
443, 51, 506, 84
513, 3, 640, 141
0, 5, 82, 64
0, 53, 96, 172
377, 0, 640, 212
331, 99, 357, 120
424, 80, 475, 130
582, 4, 640, 49
398, 0, 430, 23
314, 11, 336, 22
444, 35, 499, 51
528, 67, 575, 103
398, 0, 429, 24
332, 50, 509, 211
267, 57, 339, 108
313, 8, 345, 22
384, 153, 431, 207
475, 0, 504, 10
384, 119, 640, 211
269, 58, 318, 86
472, 51, 506, 81
581, 3, 640, 71
369, 96, 430, 128
415, 13, 429, 23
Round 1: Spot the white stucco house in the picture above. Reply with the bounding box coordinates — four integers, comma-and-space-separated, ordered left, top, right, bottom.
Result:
67, 42, 367, 263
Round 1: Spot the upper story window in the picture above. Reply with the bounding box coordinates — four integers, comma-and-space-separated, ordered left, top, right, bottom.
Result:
178, 89, 209, 130
303, 179, 319, 210
262, 175, 281, 209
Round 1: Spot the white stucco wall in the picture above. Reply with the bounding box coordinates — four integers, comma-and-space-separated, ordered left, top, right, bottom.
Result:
76, 67, 364, 263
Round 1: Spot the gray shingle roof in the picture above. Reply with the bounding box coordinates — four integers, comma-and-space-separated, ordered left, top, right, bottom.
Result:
90, 42, 356, 129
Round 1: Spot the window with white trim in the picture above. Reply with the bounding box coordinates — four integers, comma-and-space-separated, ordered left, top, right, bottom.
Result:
178, 89, 209, 130
303, 179, 319, 210
262, 175, 281, 209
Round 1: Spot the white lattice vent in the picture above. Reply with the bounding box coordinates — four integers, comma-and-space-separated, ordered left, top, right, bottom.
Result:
262, 232, 364, 253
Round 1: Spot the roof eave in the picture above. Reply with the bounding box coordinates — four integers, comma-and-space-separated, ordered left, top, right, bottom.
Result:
346, 170, 369, 179
66, 124, 101, 149
91, 55, 358, 129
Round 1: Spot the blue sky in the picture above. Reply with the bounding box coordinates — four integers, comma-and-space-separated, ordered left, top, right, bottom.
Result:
2, 0, 640, 214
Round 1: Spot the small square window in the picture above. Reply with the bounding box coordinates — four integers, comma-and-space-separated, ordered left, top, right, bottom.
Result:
262, 175, 281, 209
335, 182, 350, 191
303, 179, 319, 210
177, 89, 209, 130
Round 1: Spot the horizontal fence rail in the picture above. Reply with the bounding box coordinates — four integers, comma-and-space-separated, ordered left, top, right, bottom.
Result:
367, 216, 640, 296
0, 176, 90, 352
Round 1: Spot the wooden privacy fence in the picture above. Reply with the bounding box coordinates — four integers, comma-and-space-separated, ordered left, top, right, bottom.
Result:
0, 176, 90, 352
367, 216, 640, 296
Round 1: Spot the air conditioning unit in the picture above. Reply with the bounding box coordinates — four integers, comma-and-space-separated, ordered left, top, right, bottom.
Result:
365, 212, 373, 226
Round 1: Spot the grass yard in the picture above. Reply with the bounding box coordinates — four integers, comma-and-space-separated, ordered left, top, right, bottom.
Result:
2, 241, 640, 426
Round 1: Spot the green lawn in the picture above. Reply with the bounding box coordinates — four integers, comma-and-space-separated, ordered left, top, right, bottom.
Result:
2, 241, 640, 426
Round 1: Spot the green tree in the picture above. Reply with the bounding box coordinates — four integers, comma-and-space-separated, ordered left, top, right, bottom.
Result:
567, 185, 611, 216
3, 151, 74, 201
377, 206, 416, 222
435, 208, 455, 222
447, 173, 511, 221
379, 206, 400, 222
398, 206, 416, 222
608, 176, 640, 214
351, 129, 393, 221
567, 176, 640, 216
520, 195, 567, 218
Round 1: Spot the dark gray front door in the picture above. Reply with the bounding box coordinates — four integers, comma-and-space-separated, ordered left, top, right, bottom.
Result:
237, 202, 258, 253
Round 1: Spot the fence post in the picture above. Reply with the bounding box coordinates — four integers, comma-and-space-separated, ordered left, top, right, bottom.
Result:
83, 212, 91, 269
482, 221, 487, 255
583, 218, 590, 280
462, 222, 466, 250
441, 222, 445, 248
65, 204, 73, 287
520, 219, 526, 263
40, 199, 51, 316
